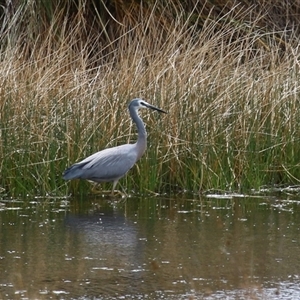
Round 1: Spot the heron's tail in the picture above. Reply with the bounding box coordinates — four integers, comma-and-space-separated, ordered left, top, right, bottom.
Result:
63, 165, 77, 180
62, 161, 90, 180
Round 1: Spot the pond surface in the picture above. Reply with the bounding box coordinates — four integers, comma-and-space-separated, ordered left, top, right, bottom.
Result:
0, 194, 300, 299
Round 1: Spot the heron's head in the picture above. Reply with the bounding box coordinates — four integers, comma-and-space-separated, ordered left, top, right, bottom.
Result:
129, 98, 167, 114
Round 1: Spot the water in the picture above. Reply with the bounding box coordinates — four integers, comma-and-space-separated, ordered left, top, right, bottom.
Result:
0, 194, 300, 299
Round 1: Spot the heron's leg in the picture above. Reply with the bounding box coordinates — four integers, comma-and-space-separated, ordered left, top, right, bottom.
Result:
111, 180, 127, 198
111, 180, 118, 196
90, 181, 126, 197
90, 182, 111, 194
91, 183, 100, 193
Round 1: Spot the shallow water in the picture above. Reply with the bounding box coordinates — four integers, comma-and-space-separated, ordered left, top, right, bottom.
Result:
0, 194, 300, 299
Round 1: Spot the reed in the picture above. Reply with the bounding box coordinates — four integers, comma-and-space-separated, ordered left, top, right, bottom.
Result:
1, 1, 300, 196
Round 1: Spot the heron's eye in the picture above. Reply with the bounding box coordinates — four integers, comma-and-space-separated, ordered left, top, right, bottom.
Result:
140, 101, 147, 107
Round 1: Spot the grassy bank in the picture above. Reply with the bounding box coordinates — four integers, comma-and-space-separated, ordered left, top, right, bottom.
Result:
1, 2, 300, 197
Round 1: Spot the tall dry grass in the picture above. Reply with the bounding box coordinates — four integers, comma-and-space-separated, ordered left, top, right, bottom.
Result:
1, 1, 300, 196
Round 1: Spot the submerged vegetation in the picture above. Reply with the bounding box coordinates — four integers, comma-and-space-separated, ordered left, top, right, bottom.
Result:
1, 1, 300, 196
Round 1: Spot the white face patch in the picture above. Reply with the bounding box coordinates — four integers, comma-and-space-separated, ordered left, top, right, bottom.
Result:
139, 100, 148, 108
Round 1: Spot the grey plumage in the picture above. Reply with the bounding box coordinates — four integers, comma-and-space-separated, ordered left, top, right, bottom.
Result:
63, 98, 167, 194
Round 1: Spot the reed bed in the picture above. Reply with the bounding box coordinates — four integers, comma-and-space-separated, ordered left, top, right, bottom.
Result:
1, 1, 300, 196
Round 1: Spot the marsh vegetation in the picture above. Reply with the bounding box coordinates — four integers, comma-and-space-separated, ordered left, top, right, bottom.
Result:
1, 1, 300, 196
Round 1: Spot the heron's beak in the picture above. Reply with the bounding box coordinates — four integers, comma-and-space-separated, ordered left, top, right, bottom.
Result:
145, 103, 167, 114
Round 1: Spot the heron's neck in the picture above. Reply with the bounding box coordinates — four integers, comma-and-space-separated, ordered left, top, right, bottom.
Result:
131, 110, 147, 159
136, 128, 147, 159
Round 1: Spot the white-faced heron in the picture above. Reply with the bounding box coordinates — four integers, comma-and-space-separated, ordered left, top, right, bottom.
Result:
63, 98, 167, 195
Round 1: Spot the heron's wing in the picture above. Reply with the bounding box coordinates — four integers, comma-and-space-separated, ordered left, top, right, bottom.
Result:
63, 144, 138, 182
